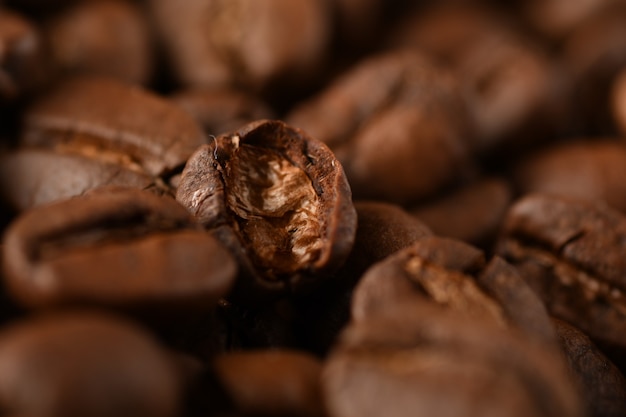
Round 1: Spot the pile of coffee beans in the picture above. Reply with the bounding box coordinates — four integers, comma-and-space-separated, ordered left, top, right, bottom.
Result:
2, 0, 626, 416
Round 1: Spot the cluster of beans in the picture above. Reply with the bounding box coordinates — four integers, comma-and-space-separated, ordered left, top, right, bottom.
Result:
2, 1, 626, 417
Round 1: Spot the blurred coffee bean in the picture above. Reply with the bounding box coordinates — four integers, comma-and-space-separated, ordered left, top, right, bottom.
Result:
288, 50, 474, 204
0, 148, 156, 211
352, 235, 556, 344
411, 177, 512, 247
520, 0, 618, 40
2, 187, 237, 312
0, 311, 181, 417
553, 318, 626, 417
149, 0, 331, 96
176, 120, 356, 300
390, 3, 563, 152
212, 349, 325, 417
497, 194, 626, 358
171, 88, 274, 137
513, 140, 626, 213
21, 75, 207, 177
324, 302, 583, 417
0, 8, 46, 101
44, 0, 153, 85
562, 5, 626, 134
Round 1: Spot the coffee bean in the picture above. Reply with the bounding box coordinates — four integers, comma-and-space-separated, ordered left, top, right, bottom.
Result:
288, 50, 474, 204
45, 0, 153, 85
2, 187, 237, 312
497, 194, 626, 356
513, 140, 626, 213
553, 318, 626, 417
0, 310, 181, 417
352, 235, 556, 344
176, 119, 356, 299
325, 302, 583, 417
212, 350, 325, 417
21, 75, 207, 177
0, 148, 156, 211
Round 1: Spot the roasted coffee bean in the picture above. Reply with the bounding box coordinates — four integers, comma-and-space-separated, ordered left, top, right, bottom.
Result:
561, 5, 626, 133
351, 235, 556, 344
520, 0, 617, 40
553, 318, 626, 417
0, 311, 181, 417
390, 3, 563, 152
21, 75, 207, 177
171, 88, 274, 137
324, 302, 583, 417
497, 194, 626, 356
513, 140, 626, 213
211, 350, 325, 417
176, 119, 356, 299
149, 0, 331, 94
288, 50, 474, 204
0, 8, 46, 101
2, 187, 236, 312
44, 0, 153, 85
410, 177, 512, 247
0, 148, 156, 211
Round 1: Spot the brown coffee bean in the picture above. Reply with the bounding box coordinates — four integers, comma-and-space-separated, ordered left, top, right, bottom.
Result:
324, 302, 583, 417
212, 349, 325, 417
351, 236, 556, 344
496, 194, 626, 355
561, 5, 626, 133
176, 119, 356, 299
410, 177, 512, 247
21, 75, 207, 177
513, 140, 626, 213
553, 318, 626, 417
0, 148, 156, 211
390, 3, 562, 152
171, 88, 274, 137
45, 0, 153, 85
288, 50, 474, 204
2, 187, 237, 312
0, 311, 181, 417
149, 0, 331, 94
0, 8, 46, 101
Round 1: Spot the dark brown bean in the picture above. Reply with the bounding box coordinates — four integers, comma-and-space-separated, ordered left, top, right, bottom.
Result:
513, 140, 626, 213
324, 302, 583, 417
44, 0, 153, 85
288, 50, 474, 204
0, 148, 156, 211
553, 318, 626, 417
351, 236, 557, 344
2, 187, 237, 312
21, 75, 207, 177
212, 349, 325, 417
0, 311, 181, 417
496, 194, 626, 356
176, 119, 356, 299
149, 0, 331, 94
